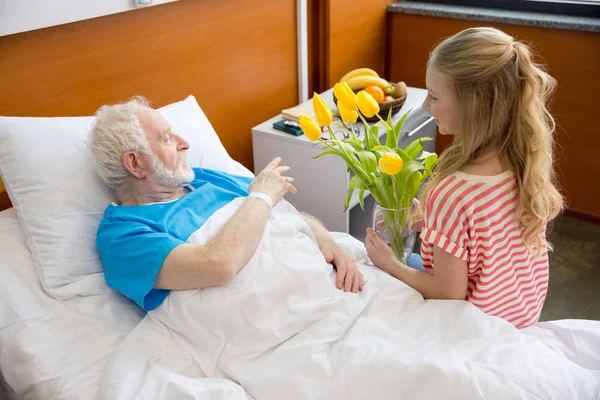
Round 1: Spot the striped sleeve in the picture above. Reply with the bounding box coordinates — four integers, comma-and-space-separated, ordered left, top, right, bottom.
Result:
421, 227, 468, 261
421, 176, 470, 262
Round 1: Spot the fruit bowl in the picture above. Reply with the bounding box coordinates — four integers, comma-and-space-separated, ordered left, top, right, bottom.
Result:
333, 93, 407, 123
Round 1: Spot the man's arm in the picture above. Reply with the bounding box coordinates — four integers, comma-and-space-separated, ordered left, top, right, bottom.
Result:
155, 197, 271, 289
300, 212, 338, 253
155, 157, 296, 290
301, 213, 364, 293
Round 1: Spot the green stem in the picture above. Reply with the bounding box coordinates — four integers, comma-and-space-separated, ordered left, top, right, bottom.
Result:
334, 122, 354, 138
325, 127, 371, 185
381, 207, 411, 264
358, 113, 372, 150
349, 122, 357, 140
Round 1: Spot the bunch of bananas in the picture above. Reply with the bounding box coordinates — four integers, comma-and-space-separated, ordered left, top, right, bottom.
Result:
339, 68, 407, 100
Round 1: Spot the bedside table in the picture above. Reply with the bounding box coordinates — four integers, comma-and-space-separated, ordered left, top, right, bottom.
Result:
252, 87, 435, 240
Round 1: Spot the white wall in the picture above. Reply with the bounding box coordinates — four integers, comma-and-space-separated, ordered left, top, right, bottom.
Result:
0, 0, 177, 37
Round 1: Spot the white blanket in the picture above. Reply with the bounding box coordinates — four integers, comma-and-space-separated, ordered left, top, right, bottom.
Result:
101, 198, 599, 400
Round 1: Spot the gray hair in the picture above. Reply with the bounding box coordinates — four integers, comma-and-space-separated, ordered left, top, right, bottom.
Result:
89, 96, 152, 189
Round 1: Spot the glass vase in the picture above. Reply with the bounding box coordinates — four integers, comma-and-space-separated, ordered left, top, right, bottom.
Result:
372, 203, 417, 265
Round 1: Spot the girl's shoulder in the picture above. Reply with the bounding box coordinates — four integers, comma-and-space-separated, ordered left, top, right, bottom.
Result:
426, 170, 516, 217
430, 170, 514, 199
451, 170, 514, 185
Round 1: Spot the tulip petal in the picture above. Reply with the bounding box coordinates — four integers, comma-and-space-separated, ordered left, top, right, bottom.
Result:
334, 82, 358, 110
338, 102, 358, 124
378, 152, 403, 175
299, 114, 322, 141
313, 93, 333, 127
357, 90, 380, 118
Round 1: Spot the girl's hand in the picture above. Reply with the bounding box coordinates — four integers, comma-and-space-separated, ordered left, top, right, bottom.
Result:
365, 227, 396, 272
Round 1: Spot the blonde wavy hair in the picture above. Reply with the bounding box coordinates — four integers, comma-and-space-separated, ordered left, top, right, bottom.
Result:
421, 27, 564, 254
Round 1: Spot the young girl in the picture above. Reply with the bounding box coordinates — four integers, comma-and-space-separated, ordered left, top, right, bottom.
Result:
366, 27, 563, 328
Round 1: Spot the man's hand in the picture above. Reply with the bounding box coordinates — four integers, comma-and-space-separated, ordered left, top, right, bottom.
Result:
365, 227, 397, 273
322, 245, 364, 293
249, 157, 297, 205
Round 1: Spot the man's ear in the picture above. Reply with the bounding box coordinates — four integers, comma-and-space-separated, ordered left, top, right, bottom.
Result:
122, 151, 149, 180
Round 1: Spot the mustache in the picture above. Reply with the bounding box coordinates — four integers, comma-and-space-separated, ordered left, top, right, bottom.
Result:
177, 151, 188, 166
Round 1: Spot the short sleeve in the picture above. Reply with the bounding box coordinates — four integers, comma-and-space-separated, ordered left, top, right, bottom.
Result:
420, 178, 469, 262
420, 227, 468, 262
97, 221, 184, 311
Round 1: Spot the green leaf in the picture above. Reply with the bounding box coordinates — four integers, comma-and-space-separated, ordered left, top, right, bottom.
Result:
394, 161, 425, 207
372, 145, 392, 152
349, 174, 367, 190
389, 110, 411, 148
416, 150, 435, 160
404, 137, 433, 159
372, 145, 393, 160
403, 170, 423, 208
387, 107, 393, 129
393, 148, 413, 163
344, 188, 354, 211
368, 125, 380, 149
420, 152, 438, 171
357, 151, 378, 177
339, 141, 358, 155
373, 174, 392, 208
346, 141, 363, 152
385, 124, 397, 149
345, 136, 364, 151
313, 149, 342, 159
360, 115, 372, 151
394, 109, 411, 135
357, 188, 365, 210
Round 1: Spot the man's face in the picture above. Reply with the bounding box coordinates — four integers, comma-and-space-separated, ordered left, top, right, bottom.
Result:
137, 107, 194, 187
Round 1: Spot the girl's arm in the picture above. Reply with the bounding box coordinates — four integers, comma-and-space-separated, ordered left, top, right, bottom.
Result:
365, 228, 468, 300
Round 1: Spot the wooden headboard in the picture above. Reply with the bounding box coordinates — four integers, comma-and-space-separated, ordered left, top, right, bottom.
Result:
0, 0, 299, 211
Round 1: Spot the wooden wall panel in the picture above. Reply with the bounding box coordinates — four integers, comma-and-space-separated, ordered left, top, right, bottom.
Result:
0, 0, 298, 210
320, 0, 395, 89
387, 13, 600, 217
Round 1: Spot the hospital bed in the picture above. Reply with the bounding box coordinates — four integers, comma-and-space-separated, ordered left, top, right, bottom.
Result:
1, 96, 599, 399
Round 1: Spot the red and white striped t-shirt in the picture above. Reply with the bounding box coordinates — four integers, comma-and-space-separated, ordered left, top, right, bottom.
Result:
420, 171, 549, 328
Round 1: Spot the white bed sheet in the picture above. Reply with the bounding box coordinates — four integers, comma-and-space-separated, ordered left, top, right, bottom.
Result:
1, 206, 599, 399
0, 208, 144, 399
0, 208, 254, 400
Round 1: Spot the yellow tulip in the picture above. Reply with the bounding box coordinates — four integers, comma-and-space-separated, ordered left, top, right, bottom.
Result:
333, 82, 358, 110
299, 114, 322, 142
378, 152, 403, 175
337, 101, 358, 124
357, 90, 380, 118
312, 92, 333, 127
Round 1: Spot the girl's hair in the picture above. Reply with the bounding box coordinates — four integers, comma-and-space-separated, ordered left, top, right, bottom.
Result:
422, 27, 563, 254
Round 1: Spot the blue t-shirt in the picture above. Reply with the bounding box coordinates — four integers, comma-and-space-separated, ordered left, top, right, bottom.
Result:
96, 168, 253, 311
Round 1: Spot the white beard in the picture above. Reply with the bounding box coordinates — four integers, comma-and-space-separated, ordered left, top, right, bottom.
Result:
149, 151, 195, 187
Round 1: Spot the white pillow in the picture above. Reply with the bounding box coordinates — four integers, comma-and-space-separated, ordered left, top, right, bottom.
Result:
0, 95, 253, 299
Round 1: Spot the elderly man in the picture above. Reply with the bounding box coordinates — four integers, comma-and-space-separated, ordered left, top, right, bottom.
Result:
89, 97, 363, 311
